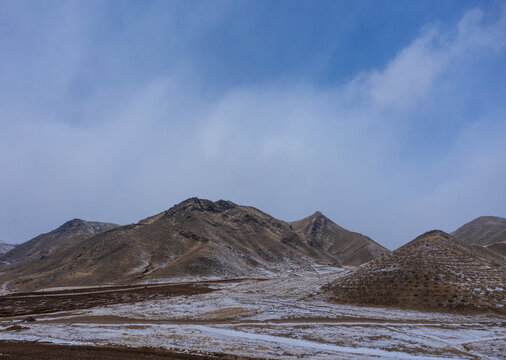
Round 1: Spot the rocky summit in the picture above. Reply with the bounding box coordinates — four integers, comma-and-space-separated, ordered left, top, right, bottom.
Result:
290, 211, 389, 265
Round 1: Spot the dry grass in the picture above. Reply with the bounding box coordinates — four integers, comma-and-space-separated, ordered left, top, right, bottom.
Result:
325, 230, 506, 313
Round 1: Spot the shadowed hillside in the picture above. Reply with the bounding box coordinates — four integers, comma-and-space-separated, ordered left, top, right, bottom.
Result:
291, 212, 389, 265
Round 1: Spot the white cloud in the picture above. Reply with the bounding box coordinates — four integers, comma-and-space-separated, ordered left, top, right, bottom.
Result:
353, 7, 506, 111
367, 29, 446, 110
0, 7, 505, 249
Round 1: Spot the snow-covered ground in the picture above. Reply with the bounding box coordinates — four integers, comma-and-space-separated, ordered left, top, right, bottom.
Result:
1, 267, 504, 359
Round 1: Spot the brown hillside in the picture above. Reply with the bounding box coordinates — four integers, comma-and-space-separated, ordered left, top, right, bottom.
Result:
452, 216, 506, 246
485, 242, 506, 258
0, 198, 387, 293
0, 199, 324, 292
291, 212, 390, 265
0, 219, 119, 265
324, 230, 505, 313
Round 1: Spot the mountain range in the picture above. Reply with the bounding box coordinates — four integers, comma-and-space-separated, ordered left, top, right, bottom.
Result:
0, 198, 388, 292
1, 198, 503, 302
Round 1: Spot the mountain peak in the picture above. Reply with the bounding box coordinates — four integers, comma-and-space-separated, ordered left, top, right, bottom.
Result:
413, 229, 450, 241
167, 197, 237, 215
296, 211, 329, 224
452, 215, 506, 247
398, 230, 455, 252
57, 219, 87, 231
0, 219, 119, 266
311, 211, 325, 218
290, 211, 389, 265
66, 218, 85, 224
473, 215, 505, 222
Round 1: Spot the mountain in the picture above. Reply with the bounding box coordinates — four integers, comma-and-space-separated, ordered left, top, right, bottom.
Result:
324, 230, 505, 313
452, 216, 506, 246
290, 212, 390, 265
484, 242, 506, 258
0, 219, 119, 265
0, 198, 384, 292
0, 243, 16, 255
452, 216, 506, 262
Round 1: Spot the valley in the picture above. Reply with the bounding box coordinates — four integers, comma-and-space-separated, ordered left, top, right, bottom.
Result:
0, 268, 504, 359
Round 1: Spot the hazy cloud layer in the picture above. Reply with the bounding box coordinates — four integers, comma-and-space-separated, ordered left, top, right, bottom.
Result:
0, 2, 505, 249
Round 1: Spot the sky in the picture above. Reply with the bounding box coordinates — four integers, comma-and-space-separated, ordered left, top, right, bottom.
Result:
0, 0, 505, 249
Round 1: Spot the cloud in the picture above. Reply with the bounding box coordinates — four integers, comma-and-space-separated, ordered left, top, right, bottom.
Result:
0, 5, 505, 249
354, 7, 506, 111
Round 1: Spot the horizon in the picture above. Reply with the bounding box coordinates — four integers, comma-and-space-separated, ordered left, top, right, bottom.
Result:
1, 0, 505, 249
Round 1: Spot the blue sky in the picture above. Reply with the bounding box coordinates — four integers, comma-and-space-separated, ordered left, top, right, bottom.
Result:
0, 0, 505, 249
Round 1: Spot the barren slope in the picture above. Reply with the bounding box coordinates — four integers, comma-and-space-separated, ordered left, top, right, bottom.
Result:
0, 219, 119, 265
291, 212, 390, 265
324, 230, 505, 313
485, 242, 506, 257
0, 198, 389, 293
452, 216, 506, 246
0, 199, 335, 292
452, 216, 506, 262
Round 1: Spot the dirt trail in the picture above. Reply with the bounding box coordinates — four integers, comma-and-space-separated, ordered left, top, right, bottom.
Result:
40, 313, 491, 326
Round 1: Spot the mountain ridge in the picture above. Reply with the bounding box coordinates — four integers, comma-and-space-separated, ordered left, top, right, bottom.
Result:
0, 198, 386, 292
451, 215, 506, 245
0, 219, 119, 265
